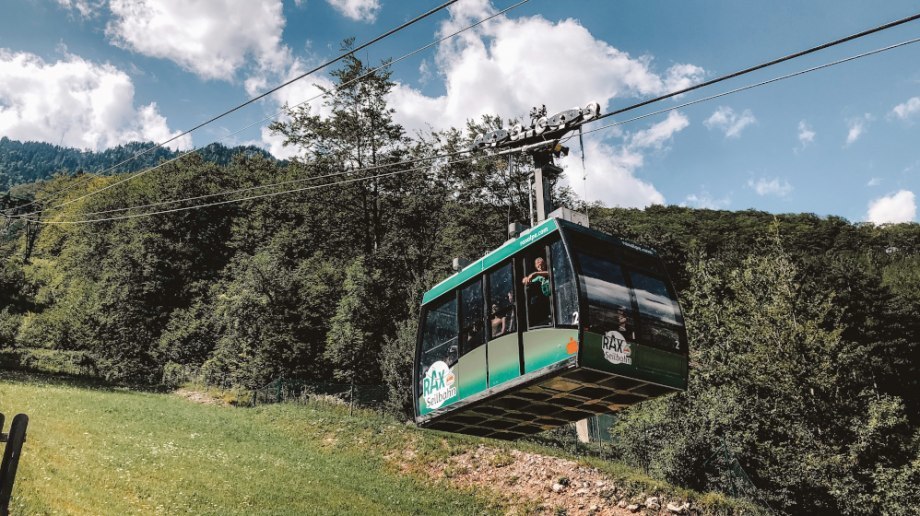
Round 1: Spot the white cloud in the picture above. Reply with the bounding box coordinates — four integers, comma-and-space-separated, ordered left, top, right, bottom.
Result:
255, 59, 337, 159
747, 177, 792, 197
846, 121, 864, 145
704, 106, 756, 139
106, 0, 290, 81
867, 190, 916, 224
891, 97, 920, 121
845, 114, 871, 146
380, 3, 704, 207
663, 63, 706, 93
628, 110, 690, 150
867, 177, 882, 187
0, 49, 189, 151
560, 139, 665, 209
558, 112, 689, 208
797, 120, 815, 147
55, 0, 103, 17
681, 189, 731, 210
418, 59, 433, 85
387, 5, 704, 135
326, 0, 380, 22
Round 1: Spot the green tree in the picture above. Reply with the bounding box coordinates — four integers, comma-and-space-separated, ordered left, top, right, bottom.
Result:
269, 44, 407, 255
610, 235, 919, 513
379, 273, 439, 417
200, 249, 342, 388
324, 257, 385, 384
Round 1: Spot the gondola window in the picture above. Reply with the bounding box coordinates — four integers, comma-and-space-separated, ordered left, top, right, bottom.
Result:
550, 240, 578, 326
488, 262, 516, 339
576, 251, 635, 338
420, 296, 458, 390
523, 251, 552, 328
460, 280, 485, 355
630, 271, 682, 351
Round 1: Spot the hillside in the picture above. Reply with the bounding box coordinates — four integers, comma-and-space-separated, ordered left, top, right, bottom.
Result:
0, 137, 276, 192
0, 373, 756, 515
1, 51, 918, 514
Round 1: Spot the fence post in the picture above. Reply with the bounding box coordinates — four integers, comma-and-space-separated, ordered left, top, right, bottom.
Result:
276, 376, 283, 403
0, 413, 29, 516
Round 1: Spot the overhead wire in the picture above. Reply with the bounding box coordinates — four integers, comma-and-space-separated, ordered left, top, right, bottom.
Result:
592, 11, 920, 124
19, 15, 920, 225
10, 8, 918, 220
63, 150, 469, 218
6, 0, 529, 220
571, 36, 920, 141
30, 149, 523, 225
2, 0, 464, 216
17, 8, 915, 219
26, 34, 920, 226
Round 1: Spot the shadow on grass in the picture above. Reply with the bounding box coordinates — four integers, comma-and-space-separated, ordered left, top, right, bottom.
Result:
0, 369, 171, 395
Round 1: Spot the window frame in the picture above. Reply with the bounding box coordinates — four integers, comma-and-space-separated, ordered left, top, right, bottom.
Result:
522, 243, 555, 330
458, 277, 487, 357
566, 230, 687, 356
549, 237, 579, 328
414, 293, 460, 408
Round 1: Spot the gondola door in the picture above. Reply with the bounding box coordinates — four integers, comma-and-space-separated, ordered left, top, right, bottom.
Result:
457, 279, 488, 399
485, 261, 521, 387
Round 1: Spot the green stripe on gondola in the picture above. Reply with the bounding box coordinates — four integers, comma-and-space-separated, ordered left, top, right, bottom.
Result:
487, 333, 520, 387
421, 218, 560, 305
580, 331, 687, 390
458, 346, 488, 398
524, 328, 578, 373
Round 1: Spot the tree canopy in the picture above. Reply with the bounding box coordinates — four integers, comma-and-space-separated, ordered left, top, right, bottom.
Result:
1, 53, 918, 514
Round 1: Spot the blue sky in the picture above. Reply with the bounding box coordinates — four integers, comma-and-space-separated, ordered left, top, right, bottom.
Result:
0, 0, 918, 223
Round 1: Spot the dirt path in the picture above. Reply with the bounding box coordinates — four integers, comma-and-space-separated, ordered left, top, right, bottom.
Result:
174, 388, 229, 406
425, 445, 693, 515
175, 390, 695, 514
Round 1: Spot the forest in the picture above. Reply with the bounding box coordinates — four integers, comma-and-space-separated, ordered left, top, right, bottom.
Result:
0, 136, 274, 192
1, 54, 918, 514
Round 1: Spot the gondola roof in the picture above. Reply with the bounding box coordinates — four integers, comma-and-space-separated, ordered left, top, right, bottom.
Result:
421, 217, 659, 305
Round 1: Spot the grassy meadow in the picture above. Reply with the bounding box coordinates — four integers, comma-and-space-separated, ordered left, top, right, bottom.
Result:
0, 373, 498, 515
0, 373, 755, 515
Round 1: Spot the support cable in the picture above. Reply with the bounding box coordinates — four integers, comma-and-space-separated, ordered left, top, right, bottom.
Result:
571, 36, 920, 141
8, 0, 528, 219
28, 150, 519, 225
592, 12, 920, 124
23, 34, 920, 225
2, 0, 464, 216
65, 150, 469, 218
17, 8, 914, 219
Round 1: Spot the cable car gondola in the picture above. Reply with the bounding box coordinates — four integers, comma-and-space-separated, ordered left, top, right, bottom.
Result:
414, 215, 688, 439
413, 103, 688, 439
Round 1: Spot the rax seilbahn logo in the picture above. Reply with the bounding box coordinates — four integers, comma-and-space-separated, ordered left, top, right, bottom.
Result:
602, 330, 632, 365
423, 360, 457, 409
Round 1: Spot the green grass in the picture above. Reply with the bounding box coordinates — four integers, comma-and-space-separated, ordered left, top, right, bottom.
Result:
0, 373, 495, 515
0, 372, 760, 515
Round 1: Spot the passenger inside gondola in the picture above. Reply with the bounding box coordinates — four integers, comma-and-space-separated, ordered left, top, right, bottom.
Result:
490, 304, 505, 337
616, 308, 635, 340
523, 255, 551, 327
504, 291, 516, 333
465, 320, 483, 352
488, 263, 517, 339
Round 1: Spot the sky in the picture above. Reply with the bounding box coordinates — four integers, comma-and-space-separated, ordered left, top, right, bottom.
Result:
0, 0, 918, 224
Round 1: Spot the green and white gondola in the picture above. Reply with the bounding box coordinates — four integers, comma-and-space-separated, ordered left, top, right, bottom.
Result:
414, 217, 688, 439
